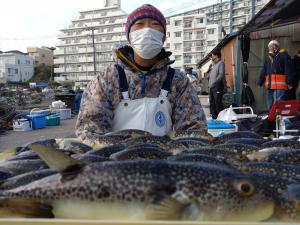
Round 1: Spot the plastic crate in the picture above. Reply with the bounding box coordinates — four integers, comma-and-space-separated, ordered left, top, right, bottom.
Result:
51, 108, 71, 120
30, 108, 50, 117
46, 114, 60, 126
13, 118, 32, 131
207, 120, 237, 137
26, 114, 46, 129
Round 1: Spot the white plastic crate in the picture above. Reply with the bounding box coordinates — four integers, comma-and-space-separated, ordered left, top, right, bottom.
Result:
13, 118, 32, 131
51, 108, 71, 120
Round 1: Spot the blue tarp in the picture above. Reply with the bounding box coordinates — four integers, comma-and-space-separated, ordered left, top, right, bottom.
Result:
35, 82, 48, 88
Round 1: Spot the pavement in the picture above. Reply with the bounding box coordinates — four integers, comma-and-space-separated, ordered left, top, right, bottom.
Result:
0, 116, 77, 151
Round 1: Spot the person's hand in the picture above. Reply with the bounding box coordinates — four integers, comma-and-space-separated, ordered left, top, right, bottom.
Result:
288, 85, 293, 90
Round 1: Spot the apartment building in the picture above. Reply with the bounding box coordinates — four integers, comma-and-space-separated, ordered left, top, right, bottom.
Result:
27, 47, 54, 67
53, 0, 127, 83
54, 0, 269, 82
0, 51, 34, 83
170, 0, 269, 35
165, 15, 220, 69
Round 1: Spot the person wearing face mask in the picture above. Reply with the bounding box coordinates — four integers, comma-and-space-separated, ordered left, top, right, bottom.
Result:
75, 4, 207, 141
258, 40, 293, 109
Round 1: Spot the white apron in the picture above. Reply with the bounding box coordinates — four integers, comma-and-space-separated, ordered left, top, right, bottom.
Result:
112, 66, 175, 136
112, 90, 172, 136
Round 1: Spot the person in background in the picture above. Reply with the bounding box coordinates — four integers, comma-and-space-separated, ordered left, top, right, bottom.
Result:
208, 49, 225, 119
291, 50, 300, 99
75, 4, 207, 141
186, 67, 199, 90
258, 40, 293, 109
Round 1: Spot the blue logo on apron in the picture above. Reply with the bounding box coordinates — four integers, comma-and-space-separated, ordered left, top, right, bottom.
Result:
155, 111, 166, 127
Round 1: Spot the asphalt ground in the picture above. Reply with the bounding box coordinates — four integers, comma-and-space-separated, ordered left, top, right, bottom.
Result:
0, 116, 77, 152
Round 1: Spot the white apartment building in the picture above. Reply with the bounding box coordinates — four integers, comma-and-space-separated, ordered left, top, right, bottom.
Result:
0, 51, 34, 83
165, 15, 220, 69
54, 0, 269, 82
170, 0, 269, 36
53, 0, 127, 83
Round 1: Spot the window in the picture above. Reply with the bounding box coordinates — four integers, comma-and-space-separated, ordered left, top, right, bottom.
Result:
7, 68, 11, 74
107, 27, 114, 32
101, 12, 107, 16
18, 59, 20, 64
41, 54, 45, 58
174, 55, 181, 61
174, 32, 181, 38
207, 41, 216, 46
184, 20, 192, 28
174, 20, 182, 26
15, 69, 18, 74
167, 32, 170, 38
174, 43, 181, 50
184, 32, 192, 40
207, 29, 215, 34
109, 18, 116, 23
196, 18, 204, 24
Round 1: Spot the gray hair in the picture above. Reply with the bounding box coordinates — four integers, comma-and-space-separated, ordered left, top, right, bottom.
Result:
268, 40, 280, 47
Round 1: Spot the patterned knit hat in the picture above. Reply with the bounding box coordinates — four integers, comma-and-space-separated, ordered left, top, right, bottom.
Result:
125, 4, 166, 41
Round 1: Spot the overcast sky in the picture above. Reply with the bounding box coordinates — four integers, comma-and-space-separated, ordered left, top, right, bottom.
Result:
0, 0, 217, 52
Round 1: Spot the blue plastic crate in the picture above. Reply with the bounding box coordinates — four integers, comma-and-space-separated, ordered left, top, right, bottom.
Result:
207, 120, 235, 129
26, 114, 46, 129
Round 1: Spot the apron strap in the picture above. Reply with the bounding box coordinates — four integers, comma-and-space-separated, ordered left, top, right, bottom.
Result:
115, 64, 129, 100
160, 67, 175, 97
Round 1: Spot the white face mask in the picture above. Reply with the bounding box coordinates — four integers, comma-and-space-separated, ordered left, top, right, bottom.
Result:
130, 28, 164, 59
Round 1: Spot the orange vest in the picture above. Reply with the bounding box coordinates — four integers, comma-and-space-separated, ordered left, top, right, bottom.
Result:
265, 74, 288, 90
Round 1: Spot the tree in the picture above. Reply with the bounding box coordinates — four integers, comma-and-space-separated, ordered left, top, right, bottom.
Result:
29, 64, 51, 82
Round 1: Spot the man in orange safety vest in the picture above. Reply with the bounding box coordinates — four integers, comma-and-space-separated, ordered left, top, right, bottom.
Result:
258, 40, 294, 109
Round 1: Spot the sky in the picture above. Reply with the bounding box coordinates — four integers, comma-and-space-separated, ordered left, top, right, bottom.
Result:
0, 0, 218, 52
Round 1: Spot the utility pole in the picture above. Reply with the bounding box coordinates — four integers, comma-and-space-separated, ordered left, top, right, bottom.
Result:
229, 0, 234, 34
251, 0, 255, 18
85, 26, 97, 76
91, 27, 96, 76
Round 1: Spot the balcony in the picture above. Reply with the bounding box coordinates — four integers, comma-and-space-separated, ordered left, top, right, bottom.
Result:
54, 76, 67, 82
184, 59, 192, 64
195, 46, 206, 52
183, 47, 192, 52
183, 36, 192, 41
195, 34, 206, 40
65, 50, 78, 54
54, 67, 65, 73
54, 49, 65, 55
54, 58, 65, 64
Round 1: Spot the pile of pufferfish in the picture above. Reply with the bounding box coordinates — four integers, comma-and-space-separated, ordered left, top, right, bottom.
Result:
0, 129, 299, 222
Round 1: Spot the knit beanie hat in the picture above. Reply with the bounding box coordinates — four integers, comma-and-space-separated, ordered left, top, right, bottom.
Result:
125, 4, 166, 41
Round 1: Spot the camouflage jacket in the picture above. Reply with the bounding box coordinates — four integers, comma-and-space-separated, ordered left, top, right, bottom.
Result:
75, 45, 207, 141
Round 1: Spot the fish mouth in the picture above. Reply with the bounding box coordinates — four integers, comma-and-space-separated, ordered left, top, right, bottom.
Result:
194, 201, 275, 221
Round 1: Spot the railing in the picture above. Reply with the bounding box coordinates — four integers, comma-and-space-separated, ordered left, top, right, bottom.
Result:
195, 34, 206, 40
195, 46, 205, 51
183, 47, 192, 52
54, 58, 65, 64
183, 36, 192, 41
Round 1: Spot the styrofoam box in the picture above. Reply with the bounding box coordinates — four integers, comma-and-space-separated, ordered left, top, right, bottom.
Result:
51, 108, 71, 120
13, 119, 32, 131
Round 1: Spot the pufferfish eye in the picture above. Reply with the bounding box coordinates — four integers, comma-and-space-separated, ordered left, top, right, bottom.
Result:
234, 179, 255, 197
